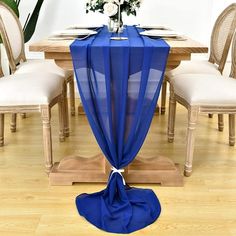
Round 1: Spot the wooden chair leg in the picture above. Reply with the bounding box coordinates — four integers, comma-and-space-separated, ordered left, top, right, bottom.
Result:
184, 107, 199, 177
10, 113, 17, 132
167, 85, 176, 143
63, 82, 70, 137
229, 114, 235, 146
69, 75, 76, 116
0, 114, 4, 147
218, 114, 224, 132
58, 97, 65, 142
161, 78, 167, 115
41, 106, 53, 175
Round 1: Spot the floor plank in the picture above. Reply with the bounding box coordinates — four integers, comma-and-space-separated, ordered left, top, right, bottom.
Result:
0, 99, 236, 235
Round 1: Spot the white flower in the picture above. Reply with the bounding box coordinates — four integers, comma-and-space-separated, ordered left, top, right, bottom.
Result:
103, 2, 118, 16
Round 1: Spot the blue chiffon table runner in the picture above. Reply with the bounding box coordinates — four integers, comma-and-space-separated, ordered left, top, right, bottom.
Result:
70, 26, 170, 234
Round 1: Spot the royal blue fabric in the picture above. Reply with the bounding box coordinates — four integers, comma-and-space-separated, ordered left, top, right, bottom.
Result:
70, 26, 170, 234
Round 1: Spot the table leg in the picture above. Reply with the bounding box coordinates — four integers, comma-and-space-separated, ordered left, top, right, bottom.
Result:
49, 154, 183, 186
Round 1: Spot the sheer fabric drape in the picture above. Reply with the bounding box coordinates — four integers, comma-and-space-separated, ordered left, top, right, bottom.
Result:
70, 26, 170, 233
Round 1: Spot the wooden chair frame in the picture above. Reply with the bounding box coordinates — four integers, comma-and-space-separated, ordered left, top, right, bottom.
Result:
161, 3, 236, 125
0, 2, 69, 174
167, 33, 236, 177
0, 85, 67, 174
0, 2, 26, 72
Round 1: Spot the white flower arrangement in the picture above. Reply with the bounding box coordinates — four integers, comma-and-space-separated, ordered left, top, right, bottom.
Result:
86, 0, 141, 19
103, 2, 118, 17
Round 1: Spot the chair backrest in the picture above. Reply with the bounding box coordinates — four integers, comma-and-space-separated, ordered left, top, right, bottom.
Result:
209, 3, 236, 73
0, 2, 26, 73
229, 33, 236, 79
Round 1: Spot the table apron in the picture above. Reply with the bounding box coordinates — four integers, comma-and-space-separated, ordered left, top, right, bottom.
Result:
44, 52, 192, 71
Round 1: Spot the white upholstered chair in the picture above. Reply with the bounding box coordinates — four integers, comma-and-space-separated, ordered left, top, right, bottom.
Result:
0, 2, 70, 175
0, 71, 66, 174
167, 33, 236, 177
161, 3, 236, 131
0, 2, 75, 134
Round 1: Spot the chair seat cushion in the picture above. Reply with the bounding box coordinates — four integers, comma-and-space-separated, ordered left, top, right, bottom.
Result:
0, 73, 64, 106
171, 73, 236, 106
166, 60, 221, 78
15, 59, 73, 78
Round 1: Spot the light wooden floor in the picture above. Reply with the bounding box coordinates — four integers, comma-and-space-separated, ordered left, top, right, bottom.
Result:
0, 99, 236, 236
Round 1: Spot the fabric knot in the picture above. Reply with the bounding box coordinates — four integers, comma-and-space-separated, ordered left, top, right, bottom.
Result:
109, 166, 126, 185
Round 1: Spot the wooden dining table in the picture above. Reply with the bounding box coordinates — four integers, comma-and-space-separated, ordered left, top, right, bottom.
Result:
29, 31, 208, 186
29, 35, 208, 70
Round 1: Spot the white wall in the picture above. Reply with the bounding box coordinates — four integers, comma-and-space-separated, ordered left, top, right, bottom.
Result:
11, 0, 236, 59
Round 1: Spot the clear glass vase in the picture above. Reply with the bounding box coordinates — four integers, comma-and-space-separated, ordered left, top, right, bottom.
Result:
108, 17, 115, 32
107, 12, 123, 33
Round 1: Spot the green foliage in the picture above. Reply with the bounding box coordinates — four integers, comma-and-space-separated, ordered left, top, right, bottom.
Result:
86, 0, 104, 14
23, 0, 44, 43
